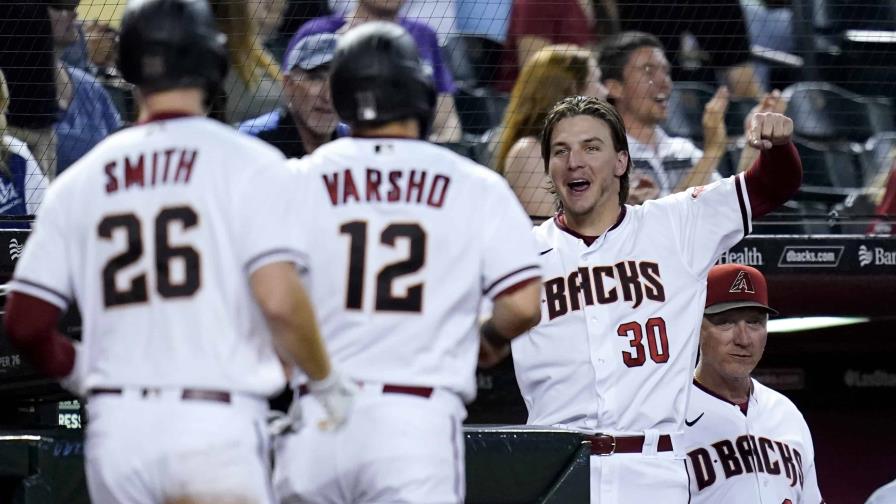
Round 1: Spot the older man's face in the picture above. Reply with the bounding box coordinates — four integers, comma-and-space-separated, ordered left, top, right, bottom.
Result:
284, 66, 338, 136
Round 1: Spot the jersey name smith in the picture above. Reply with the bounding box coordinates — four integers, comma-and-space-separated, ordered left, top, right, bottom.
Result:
544, 260, 665, 319
103, 148, 198, 193
688, 434, 805, 491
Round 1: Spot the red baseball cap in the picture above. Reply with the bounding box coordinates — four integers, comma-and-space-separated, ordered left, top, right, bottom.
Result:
705, 264, 778, 315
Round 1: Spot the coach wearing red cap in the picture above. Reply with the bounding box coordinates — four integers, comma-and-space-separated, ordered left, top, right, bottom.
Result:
679, 264, 825, 503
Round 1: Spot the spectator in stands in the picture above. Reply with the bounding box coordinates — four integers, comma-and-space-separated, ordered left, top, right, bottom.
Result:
599, 31, 729, 203
292, 0, 463, 142
239, 33, 341, 157
0, 2, 60, 176
0, 69, 49, 221
615, 0, 762, 98
267, 0, 332, 62
329, 0, 458, 45
868, 150, 896, 234
48, 0, 122, 175
494, 45, 607, 217
55, 0, 91, 71
213, 0, 287, 122
496, 0, 602, 92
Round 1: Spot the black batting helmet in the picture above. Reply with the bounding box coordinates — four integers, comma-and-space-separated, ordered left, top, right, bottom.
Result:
329, 22, 436, 138
118, 0, 228, 96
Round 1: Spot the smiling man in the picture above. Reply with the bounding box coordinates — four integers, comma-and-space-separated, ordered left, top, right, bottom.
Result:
599, 31, 730, 203
683, 264, 825, 503
508, 95, 804, 502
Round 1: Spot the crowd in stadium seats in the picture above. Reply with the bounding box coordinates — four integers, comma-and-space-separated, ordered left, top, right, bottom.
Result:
0, 0, 894, 232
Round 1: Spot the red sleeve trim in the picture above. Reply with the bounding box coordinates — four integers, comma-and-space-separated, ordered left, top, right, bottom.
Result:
744, 142, 802, 218
3, 292, 75, 378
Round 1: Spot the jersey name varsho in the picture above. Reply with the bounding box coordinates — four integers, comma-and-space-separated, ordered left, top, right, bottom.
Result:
689, 435, 806, 491
321, 167, 450, 208
103, 148, 198, 194
544, 259, 665, 319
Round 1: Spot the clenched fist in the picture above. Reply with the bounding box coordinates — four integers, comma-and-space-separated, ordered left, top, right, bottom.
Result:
747, 112, 793, 150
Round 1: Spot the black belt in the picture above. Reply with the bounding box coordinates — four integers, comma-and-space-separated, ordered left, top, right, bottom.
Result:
587, 433, 674, 456
89, 387, 231, 404
296, 383, 433, 399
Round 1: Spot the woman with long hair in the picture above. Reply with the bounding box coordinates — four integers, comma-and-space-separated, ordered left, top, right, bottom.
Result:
494, 44, 607, 217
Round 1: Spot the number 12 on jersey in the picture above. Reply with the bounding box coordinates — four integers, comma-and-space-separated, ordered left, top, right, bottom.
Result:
339, 221, 426, 313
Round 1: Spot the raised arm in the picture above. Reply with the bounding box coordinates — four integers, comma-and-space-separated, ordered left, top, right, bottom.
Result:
742, 112, 802, 218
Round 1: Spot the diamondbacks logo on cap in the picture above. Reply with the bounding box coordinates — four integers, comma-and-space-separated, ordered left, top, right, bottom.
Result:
728, 270, 755, 294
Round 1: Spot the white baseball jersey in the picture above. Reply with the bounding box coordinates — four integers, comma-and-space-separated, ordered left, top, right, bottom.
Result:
287, 137, 541, 401
9, 116, 301, 396
513, 173, 752, 435
682, 379, 824, 504
867, 479, 896, 504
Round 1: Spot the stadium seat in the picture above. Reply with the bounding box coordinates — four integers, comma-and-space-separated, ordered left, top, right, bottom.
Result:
454, 86, 508, 136
793, 138, 864, 190
864, 131, 896, 183
660, 82, 715, 142
783, 82, 878, 143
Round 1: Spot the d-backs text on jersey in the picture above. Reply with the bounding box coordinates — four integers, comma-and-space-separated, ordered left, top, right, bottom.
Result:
103, 148, 198, 193
544, 260, 665, 320
321, 168, 450, 208
688, 435, 806, 491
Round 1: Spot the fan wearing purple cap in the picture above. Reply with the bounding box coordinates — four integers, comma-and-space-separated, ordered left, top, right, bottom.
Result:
681, 263, 825, 503
238, 33, 343, 158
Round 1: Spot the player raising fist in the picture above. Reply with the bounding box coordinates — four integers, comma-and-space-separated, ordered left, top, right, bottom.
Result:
511, 95, 802, 503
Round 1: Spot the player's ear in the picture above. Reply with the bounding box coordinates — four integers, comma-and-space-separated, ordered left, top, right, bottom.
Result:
614, 150, 628, 177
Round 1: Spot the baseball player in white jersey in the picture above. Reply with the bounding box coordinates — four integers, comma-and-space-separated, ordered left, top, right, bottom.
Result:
682, 264, 824, 504
509, 95, 804, 502
272, 22, 543, 503
2, 1, 355, 502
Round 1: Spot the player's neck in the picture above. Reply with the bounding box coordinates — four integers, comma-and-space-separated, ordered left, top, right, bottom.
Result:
562, 199, 623, 237
695, 366, 752, 404
137, 89, 205, 121
353, 119, 419, 139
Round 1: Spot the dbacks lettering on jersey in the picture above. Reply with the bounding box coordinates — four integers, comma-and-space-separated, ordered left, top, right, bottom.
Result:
104, 148, 198, 194
544, 260, 665, 320
322, 168, 450, 208
688, 435, 805, 491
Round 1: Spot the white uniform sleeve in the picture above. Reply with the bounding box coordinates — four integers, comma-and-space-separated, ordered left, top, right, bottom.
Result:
654, 172, 752, 277
8, 183, 73, 309
233, 155, 307, 275
480, 177, 541, 299
799, 417, 825, 504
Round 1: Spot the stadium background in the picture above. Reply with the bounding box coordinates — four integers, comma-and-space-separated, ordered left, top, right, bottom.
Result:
0, 0, 895, 502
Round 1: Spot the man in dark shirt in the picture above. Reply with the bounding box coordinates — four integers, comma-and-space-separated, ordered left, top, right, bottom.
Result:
239, 32, 343, 158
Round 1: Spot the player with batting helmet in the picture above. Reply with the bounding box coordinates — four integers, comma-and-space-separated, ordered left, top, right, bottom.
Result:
271, 21, 543, 503
3, 0, 354, 502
